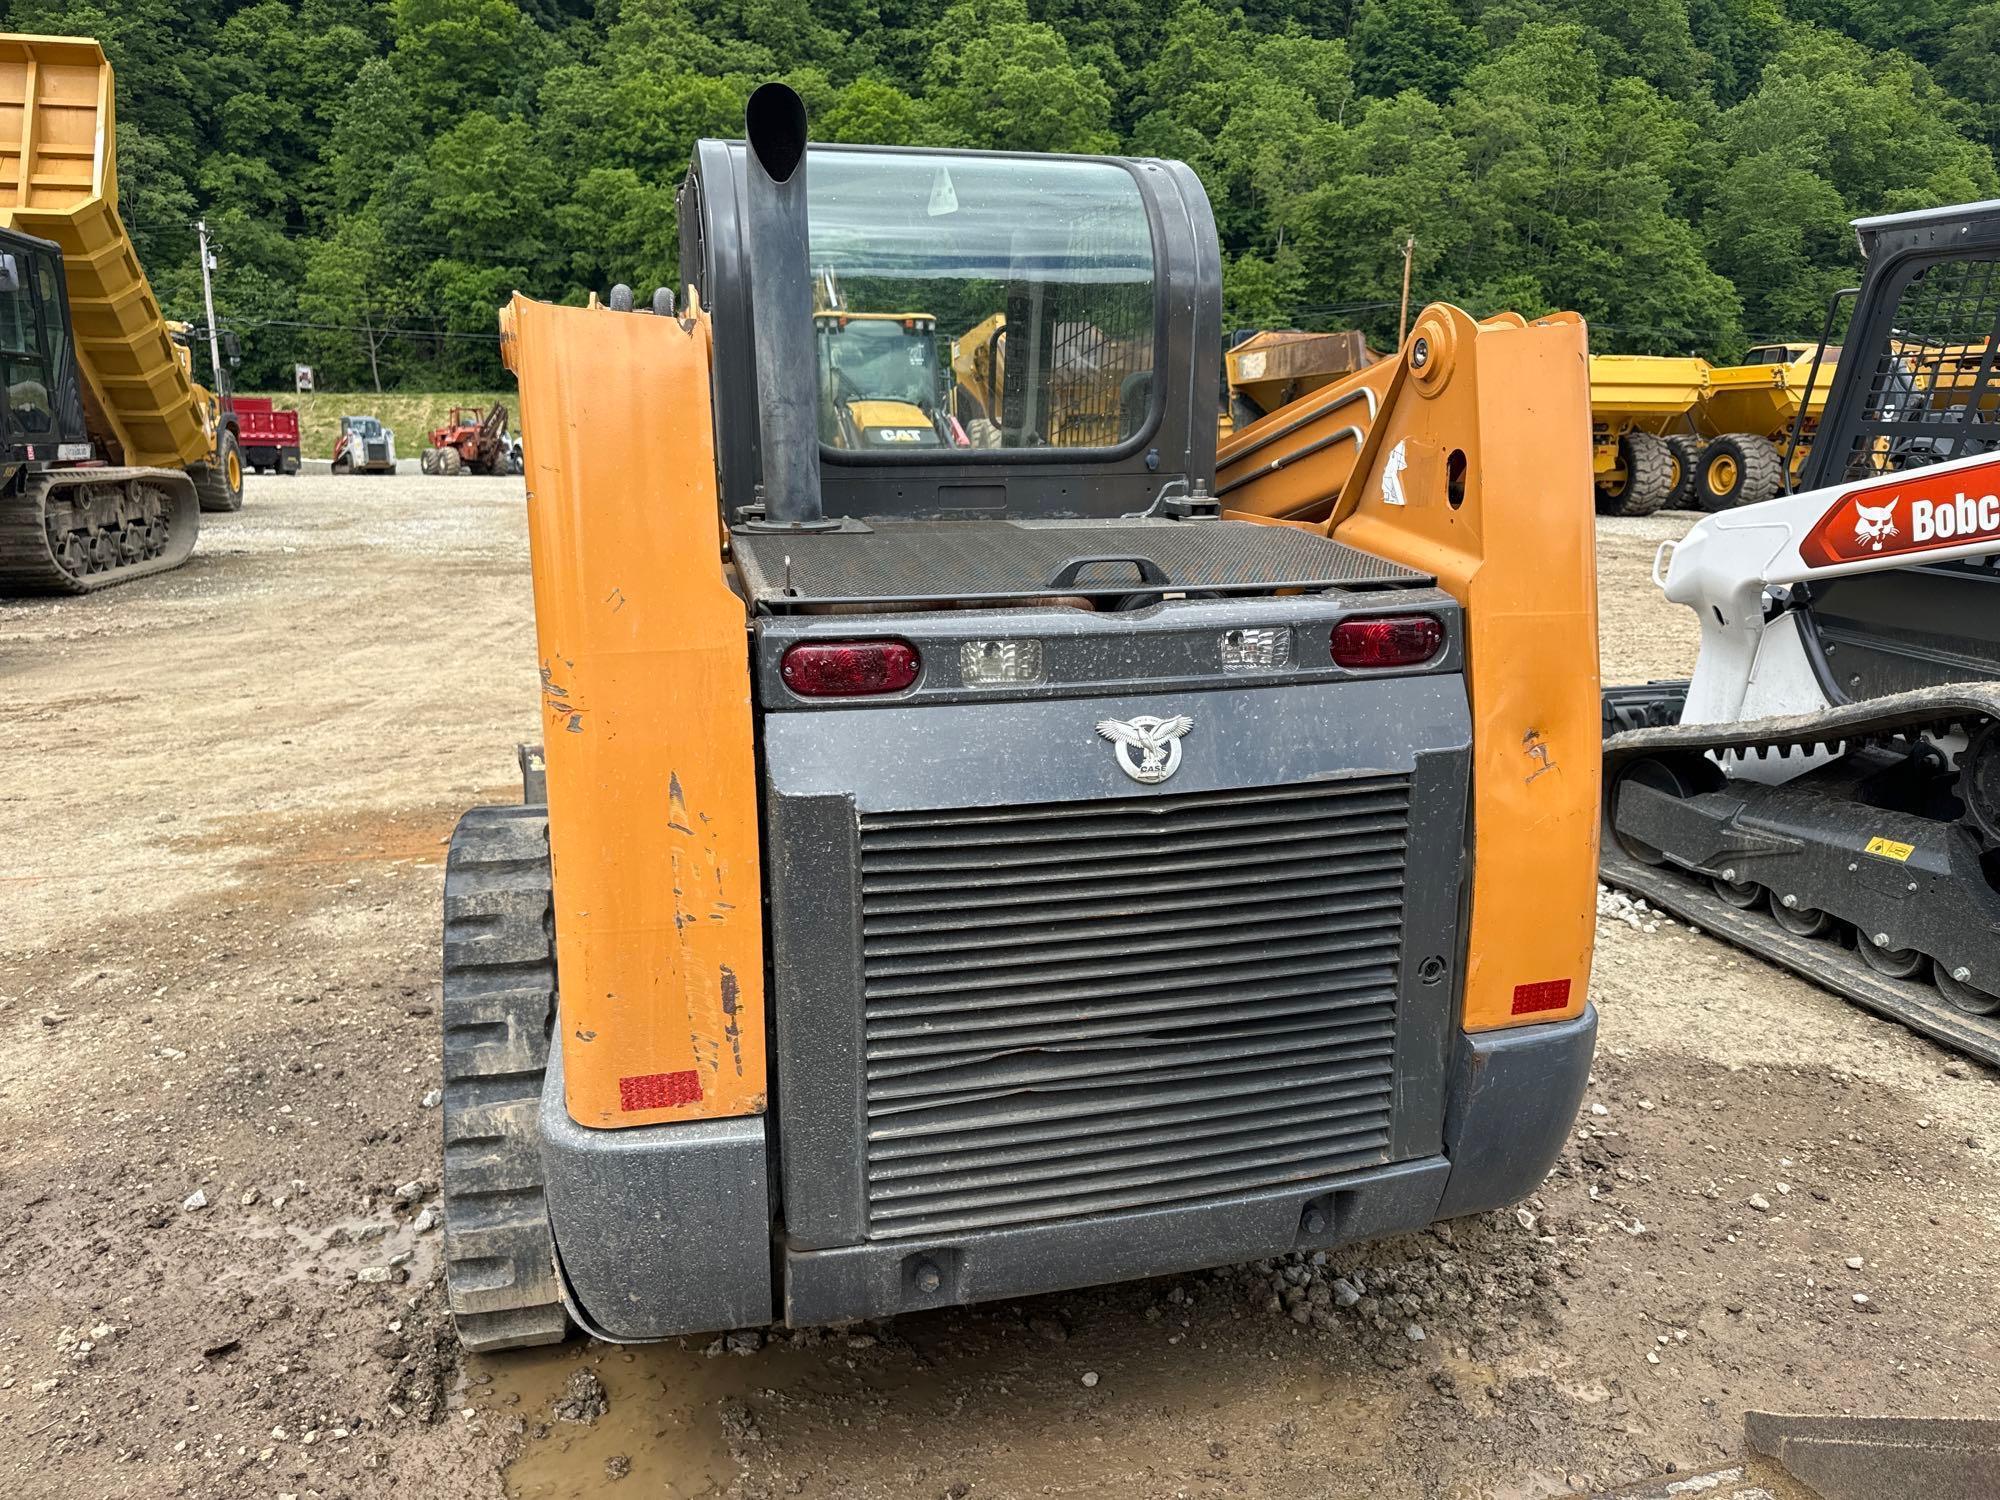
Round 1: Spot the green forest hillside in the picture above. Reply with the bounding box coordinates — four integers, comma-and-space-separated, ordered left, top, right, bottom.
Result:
11, 0, 1998, 388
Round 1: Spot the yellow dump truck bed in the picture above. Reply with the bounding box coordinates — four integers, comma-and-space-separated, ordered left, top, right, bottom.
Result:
1227, 329, 1378, 418
1699, 351, 1836, 440
0, 33, 209, 469
1588, 353, 1708, 424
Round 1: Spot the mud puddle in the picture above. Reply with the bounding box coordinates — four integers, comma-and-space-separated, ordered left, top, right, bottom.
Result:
486, 1291, 1412, 1499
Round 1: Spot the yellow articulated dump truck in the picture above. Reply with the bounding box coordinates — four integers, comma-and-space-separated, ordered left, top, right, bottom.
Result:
1692, 342, 1838, 509
440, 85, 1600, 1351
0, 34, 244, 594
1587, 353, 1708, 516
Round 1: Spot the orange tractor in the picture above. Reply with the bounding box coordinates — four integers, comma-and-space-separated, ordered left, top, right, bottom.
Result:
420, 402, 514, 475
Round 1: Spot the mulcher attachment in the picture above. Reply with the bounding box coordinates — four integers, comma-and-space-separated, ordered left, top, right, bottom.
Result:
439, 805, 570, 1352
1602, 682, 2000, 1067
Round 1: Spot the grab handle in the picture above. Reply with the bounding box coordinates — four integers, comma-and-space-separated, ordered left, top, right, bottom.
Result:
1046, 554, 1171, 589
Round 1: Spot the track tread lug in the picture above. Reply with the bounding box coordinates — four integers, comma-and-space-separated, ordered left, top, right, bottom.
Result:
439, 806, 569, 1352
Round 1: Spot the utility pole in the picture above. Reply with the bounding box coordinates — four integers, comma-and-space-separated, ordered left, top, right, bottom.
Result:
1397, 235, 1417, 348
196, 219, 226, 398
361, 306, 382, 394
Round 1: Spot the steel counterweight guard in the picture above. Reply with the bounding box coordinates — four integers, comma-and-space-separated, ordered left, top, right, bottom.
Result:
501, 291, 769, 1129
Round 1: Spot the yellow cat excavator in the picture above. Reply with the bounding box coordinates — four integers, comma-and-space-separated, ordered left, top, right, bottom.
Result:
440, 86, 1600, 1350
0, 33, 244, 594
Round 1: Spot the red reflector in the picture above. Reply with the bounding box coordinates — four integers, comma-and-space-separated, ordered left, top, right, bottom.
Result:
619, 1070, 703, 1111
1330, 614, 1445, 668
781, 640, 921, 697
1511, 978, 1573, 1016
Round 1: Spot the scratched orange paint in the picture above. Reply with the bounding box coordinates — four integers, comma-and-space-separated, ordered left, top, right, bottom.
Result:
502, 292, 769, 1127
1220, 305, 1601, 1032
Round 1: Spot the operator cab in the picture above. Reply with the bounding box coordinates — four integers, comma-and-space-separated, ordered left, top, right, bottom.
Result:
682, 140, 1216, 527
814, 310, 946, 451
676, 132, 1428, 617
0, 226, 88, 465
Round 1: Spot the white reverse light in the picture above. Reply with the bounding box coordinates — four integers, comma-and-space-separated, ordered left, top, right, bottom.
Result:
961, 639, 1044, 686
1220, 626, 1291, 671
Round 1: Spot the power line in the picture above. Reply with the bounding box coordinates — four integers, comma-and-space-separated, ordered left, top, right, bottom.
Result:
215, 314, 505, 343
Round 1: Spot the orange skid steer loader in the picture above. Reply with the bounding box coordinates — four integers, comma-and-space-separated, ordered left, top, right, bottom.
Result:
438, 85, 1602, 1351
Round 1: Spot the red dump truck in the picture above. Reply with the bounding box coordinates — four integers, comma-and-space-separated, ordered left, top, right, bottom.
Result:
234, 398, 301, 475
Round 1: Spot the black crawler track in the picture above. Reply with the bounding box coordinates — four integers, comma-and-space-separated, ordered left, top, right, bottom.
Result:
440, 805, 570, 1351
1603, 682, 2000, 1068
0, 466, 199, 594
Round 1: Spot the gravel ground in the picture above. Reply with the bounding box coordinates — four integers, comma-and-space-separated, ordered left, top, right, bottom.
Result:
0, 485, 1992, 1500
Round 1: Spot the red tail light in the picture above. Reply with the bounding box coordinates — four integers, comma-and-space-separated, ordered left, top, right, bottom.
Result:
781, 640, 921, 697
1330, 615, 1445, 669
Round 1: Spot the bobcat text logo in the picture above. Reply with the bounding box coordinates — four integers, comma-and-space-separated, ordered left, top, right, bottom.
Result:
1852, 498, 1899, 551
1910, 490, 2000, 544
1799, 459, 2000, 568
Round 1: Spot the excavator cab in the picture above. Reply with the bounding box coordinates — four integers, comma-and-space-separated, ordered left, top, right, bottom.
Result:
0, 226, 89, 463
445, 85, 1603, 1352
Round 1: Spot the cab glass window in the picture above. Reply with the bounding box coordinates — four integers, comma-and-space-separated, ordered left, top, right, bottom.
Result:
0, 251, 53, 435
805, 150, 1156, 455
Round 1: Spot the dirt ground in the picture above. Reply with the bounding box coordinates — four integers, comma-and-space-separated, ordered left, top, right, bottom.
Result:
1, 485, 1992, 1500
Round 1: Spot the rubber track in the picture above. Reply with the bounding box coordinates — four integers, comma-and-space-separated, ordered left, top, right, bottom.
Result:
1603, 683, 2000, 1067
440, 805, 569, 1351
0, 467, 199, 595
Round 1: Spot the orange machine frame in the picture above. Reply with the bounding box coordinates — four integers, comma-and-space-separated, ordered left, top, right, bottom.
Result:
501, 292, 769, 1128
1220, 304, 1601, 1032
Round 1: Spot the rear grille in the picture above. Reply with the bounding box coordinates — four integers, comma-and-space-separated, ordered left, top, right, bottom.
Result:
858, 776, 1412, 1240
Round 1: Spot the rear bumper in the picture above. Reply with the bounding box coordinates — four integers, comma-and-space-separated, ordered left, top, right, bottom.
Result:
540, 1006, 1595, 1340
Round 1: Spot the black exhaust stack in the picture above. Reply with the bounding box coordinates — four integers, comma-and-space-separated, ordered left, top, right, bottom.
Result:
742, 83, 829, 530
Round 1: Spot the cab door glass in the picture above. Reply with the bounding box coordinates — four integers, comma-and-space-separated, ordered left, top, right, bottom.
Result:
34, 253, 80, 435
0, 250, 55, 436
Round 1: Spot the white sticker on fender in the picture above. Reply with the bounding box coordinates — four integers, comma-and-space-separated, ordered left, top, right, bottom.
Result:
1381, 439, 1408, 506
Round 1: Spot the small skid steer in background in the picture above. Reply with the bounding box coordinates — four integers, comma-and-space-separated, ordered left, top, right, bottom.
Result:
1603, 199, 2000, 1065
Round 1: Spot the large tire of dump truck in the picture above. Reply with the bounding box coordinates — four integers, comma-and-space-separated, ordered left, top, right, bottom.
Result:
439, 804, 571, 1353
0, 467, 201, 595
1695, 433, 1784, 511
190, 429, 246, 513
1663, 434, 1700, 510
1603, 430, 1672, 517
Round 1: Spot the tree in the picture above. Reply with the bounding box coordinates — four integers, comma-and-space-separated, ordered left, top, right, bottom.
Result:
819, 77, 932, 145
1446, 26, 1741, 350
922, 0, 1116, 153
1350, 0, 1485, 102
1288, 93, 1478, 345
25, 0, 2000, 393
389, 0, 531, 127
1710, 25, 2000, 335
326, 59, 420, 213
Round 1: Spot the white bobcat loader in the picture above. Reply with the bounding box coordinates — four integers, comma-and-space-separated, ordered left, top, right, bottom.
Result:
1603, 200, 2000, 1064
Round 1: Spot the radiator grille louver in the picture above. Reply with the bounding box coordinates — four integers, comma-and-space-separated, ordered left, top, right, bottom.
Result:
858, 777, 1412, 1240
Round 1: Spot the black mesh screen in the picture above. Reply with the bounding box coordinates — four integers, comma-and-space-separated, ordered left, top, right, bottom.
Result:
1001, 204, 1155, 450
1828, 255, 2000, 482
